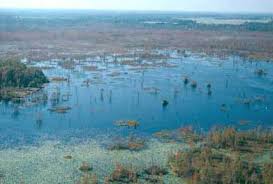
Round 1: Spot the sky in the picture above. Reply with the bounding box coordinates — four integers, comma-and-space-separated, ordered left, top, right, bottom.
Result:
0, 0, 273, 13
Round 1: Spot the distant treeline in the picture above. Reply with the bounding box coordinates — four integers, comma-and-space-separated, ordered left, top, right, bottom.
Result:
0, 10, 272, 32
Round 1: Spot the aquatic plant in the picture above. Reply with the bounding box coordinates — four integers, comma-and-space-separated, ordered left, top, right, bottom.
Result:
208, 127, 273, 152
209, 127, 237, 149
48, 106, 72, 113
153, 130, 173, 142
50, 77, 68, 82
168, 147, 267, 184
144, 165, 168, 176
77, 174, 98, 184
79, 162, 93, 172
108, 137, 145, 151
82, 65, 99, 72
109, 164, 138, 183
262, 163, 273, 184
178, 126, 202, 144
153, 126, 202, 145
64, 155, 73, 160
0, 87, 41, 102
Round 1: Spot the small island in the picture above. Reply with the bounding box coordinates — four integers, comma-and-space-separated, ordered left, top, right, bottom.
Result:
0, 60, 49, 102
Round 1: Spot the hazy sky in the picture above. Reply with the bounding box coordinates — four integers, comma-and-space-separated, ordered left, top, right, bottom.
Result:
0, 0, 273, 13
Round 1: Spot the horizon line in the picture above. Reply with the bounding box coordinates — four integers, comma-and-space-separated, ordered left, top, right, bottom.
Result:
0, 7, 273, 15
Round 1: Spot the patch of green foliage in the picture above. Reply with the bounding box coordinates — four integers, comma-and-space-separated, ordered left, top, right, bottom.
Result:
0, 60, 49, 88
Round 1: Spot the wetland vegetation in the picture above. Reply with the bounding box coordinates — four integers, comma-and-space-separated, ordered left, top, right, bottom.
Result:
0, 60, 48, 102
0, 9, 273, 184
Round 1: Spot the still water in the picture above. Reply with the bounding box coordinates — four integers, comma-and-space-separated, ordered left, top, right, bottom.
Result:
0, 52, 273, 148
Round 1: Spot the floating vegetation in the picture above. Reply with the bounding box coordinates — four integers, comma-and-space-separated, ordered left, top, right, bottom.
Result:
154, 126, 202, 144
153, 130, 173, 142
107, 72, 121, 77
79, 162, 93, 172
0, 138, 181, 183
141, 165, 166, 183
144, 165, 168, 176
50, 77, 68, 82
48, 106, 72, 113
115, 120, 140, 129
78, 174, 98, 184
64, 155, 73, 160
108, 164, 138, 183
177, 126, 203, 144
0, 87, 41, 102
108, 137, 146, 151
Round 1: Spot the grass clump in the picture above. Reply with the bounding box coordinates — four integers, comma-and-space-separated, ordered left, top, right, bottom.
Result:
108, 164, 138, 183
77, 174, 98, 184
48, 106, 72, 113
108, 137, 145, 151
168, 127, 273, 184
79, 162, 93, 172
208, 127, 273, 152
168, 147, 269, 184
